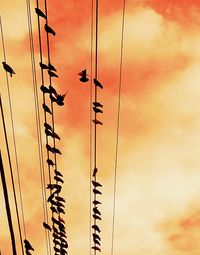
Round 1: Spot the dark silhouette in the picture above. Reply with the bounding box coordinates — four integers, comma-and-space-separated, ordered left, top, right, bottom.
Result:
42, 103, 52, 114
24, 239, 34, 251
53, 233, 59, 239
47, 193, 55, 202
52, 147, 62, 155
46, 158, 54, 166
93, 239, 101, 246
57, 207, 65, 214
48, 70, 58, 78
92, 180, 102, 188
93, 200, 101, 205
93, 107, 103, 113
54, 176, 64, 183
39, 62, 49, 69
40, 85, 50, 93
53, 239, 60, 246
93, 167, 98, 177
54, 170, 63, 177
44, 122, 52, 130
51, 217, 60, 225
56, 92, 67, 106
92, 233, 101, 241
93, 214, 101, 220
92, 224, 101, 233
50, 206, 58, 213
45, 24, 56, 36
46, 144, 54, 153
78, 69, 89, 82
93, 188, 102, 195
49, 63, 57, 72
92, 246, 101, 252
92, 119, 103, 125
49, 85, 58, 95
60, 248, 68, 254
93, 207, 101, 215
50, 94, 57, 102
57, 201, 65, 208
93, 78, 103, 89
43, 222, 52, 231
61, 242, 68, 248
2, 62, 15, 77
46, 184, 61, 190
93, 102, 103, 108
56, 196, 65, 202
35, 8, 46, 19
54, 246, 60, 253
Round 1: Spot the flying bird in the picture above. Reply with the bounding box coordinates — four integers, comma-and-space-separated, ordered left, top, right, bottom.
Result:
43, 222, 52, 231
93, 207, 101, 215
48, 70, 58, 78
93, 107, 103, 114
2, 62, 15, 77
93, 188, 102, 195
42, 103, 52, 114
92, 119, 103, 125
93, 102, 103, 108
93, 214, 101, 220
45, 24, 56, 36
40, 85, 50, 93
35, 8, 46, 19
92, 180, 102, 188
93, 78, 103, 89
92, 224, 101, 233
78, 69, 89, 82
24, 239, 34, 251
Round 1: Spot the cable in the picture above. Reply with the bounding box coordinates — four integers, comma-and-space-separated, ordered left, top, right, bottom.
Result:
0, 16, 25, 255
111, 1, 126, 255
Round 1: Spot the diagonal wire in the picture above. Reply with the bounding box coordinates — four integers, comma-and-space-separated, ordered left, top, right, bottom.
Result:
111, 1, 126, 255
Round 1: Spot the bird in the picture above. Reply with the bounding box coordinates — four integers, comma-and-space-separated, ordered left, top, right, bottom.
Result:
42, 103, 52, 114
50, 94, 57, 102
93, 102, 103, 108
93, 78, 103, 89
57, 206, 65, 214
93, 214, 101, 220
39, 62, 49, 69
49, 85, 58, 95
52, 131, 61, 140
47, 158, 54, 166
61, 242, 68, 248
93, 200, 101, 205
50, 206, 58, 214
60, 231, 67, 238
48, 70, 58, 78
40, 85, 50, 93
93, 238, 101, 246
54, 170, 63, 177
58, 215, 65, 223
2, 62, 15, 77
35, 8, 46, 19
78, 69, 89, 82
53, 233, 60, 240
56, 92, 68, 106
26, 251, 32, 255
49, 63, 57, 72
92, 180, 102, 188
44, 122, 52, 130
59, 224, 65, 232
57, 201, 65, 208
54, 246, 60, 253
92, 119, 103, 125
46, 184, 61, 190
45, 24, 56, 36
45, 128, 54, 138
93, 107, 103, 114
54, 176, 64, 183
56, 196, 65, 202
43, 222, 52, 231
51, 217, 60, 225
93, 233, 101, 241
93, 207, 101, 215
53, 239, 60, 246
93, 188, 102, 195
93, 167, 98, 177
92, 246, 101, 252
46, 144, 54, 153
92, 224, 101, 233
60, 248, 68, 254
52, 147, 62, 155
24, 239, 34, 251
47, 193, 55, 203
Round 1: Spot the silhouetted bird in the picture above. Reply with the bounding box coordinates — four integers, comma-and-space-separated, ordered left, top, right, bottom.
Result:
42, 103, 52, 114
52, 147, 62, 155
48, 70, 58, 78
57, 201, 65, 208
26, 251, 32, 255
50, 206, 58, 214
92, 180, 102, 188
93, 188, 102, 195
93, 239, 101, 246
43, 222, 52, 231
93, 78, 103, 89
40, 85, 50, 93
2, 62, 15, 77
54, 246, 60, 253
92, 246, 101, 252
53, 233, 60, 239
53, 239, 60, 246
39, 62, 49, 69
49, 63, 57, 72
58, 215, 65, 223
50, 94, 57, 102
93, 207, 101, 215
59, 224, 65, 232
54, 176, 64, 183
93, 107, 103, 114
93, 214, 101, 220
57, 206, 65, 214
54, 170, 63, 177
93, 233, 101, 241
60, 248, 68, 254
35, 8, 46, 19
92, 224, 101, 233
46, 144, 54, 153
60, 231, 67, 238
45, 24, 56, 36
60, 237, 67, 244
56, 196, 65, 202
49, 85, 57, 95
92, 119, 103, 125
24, 239, 34, 251
61, 242, 68, 248
44, 122, 52, 130
56, 92, 67, 106
93, 102, 103, 108
45, 128, 53, 138
46, 184, 61, 190
93, 200, 101, 205
78, 69, 89, 82
93, 167, 98, 177
47, 193, 55, 202
53, 131, 61, 140
52, 217, 60, 225
53, 225, 59, 233
47, 158, 54, 166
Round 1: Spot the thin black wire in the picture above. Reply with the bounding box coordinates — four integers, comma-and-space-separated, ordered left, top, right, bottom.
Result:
111, 1, 126, 255
89, 0, 94, 254
25, 1, 50, 254
0, 148, 17, 255
0, 16, 25, 255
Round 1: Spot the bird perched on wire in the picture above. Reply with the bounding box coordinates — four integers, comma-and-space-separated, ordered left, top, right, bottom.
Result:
49, 63, 57, 72
93, 214, 101, 220
35, 8, 46, 19
93, 107, 103, 114
52, 147, 62, 155
93, 167, 98, 177
93, 78, 103, 89
93, 200, 101, 205
92, 180, 102, 188
45, 24, 56, 36
54, 169, 63, 177
2, 62, 15, 77
92, 119, 103, 125
39, 62, 49, 69
42, 103, 52, 114
93, 188, 102, 195
40, 85, 50, 94
48, 70, 59, 78
47, 158, 55, 166
93, 207, 101, 215
92, 246, 101, 252
24, 239, 34, 251
93, 102, 103, 108
43, 222, 52, 231
92, 224, 101, 233
78, 69, 89, 82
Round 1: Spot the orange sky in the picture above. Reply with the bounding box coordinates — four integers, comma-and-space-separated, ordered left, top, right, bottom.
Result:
1, 0, 200, 255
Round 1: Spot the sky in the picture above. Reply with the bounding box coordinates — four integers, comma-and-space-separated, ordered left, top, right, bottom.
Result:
1, 0, 200, 255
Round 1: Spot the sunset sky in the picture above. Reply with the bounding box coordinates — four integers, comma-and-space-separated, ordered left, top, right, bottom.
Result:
1, 0, 200, 255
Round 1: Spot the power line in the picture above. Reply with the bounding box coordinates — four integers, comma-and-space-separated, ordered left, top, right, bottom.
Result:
111, 1, 126, 255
